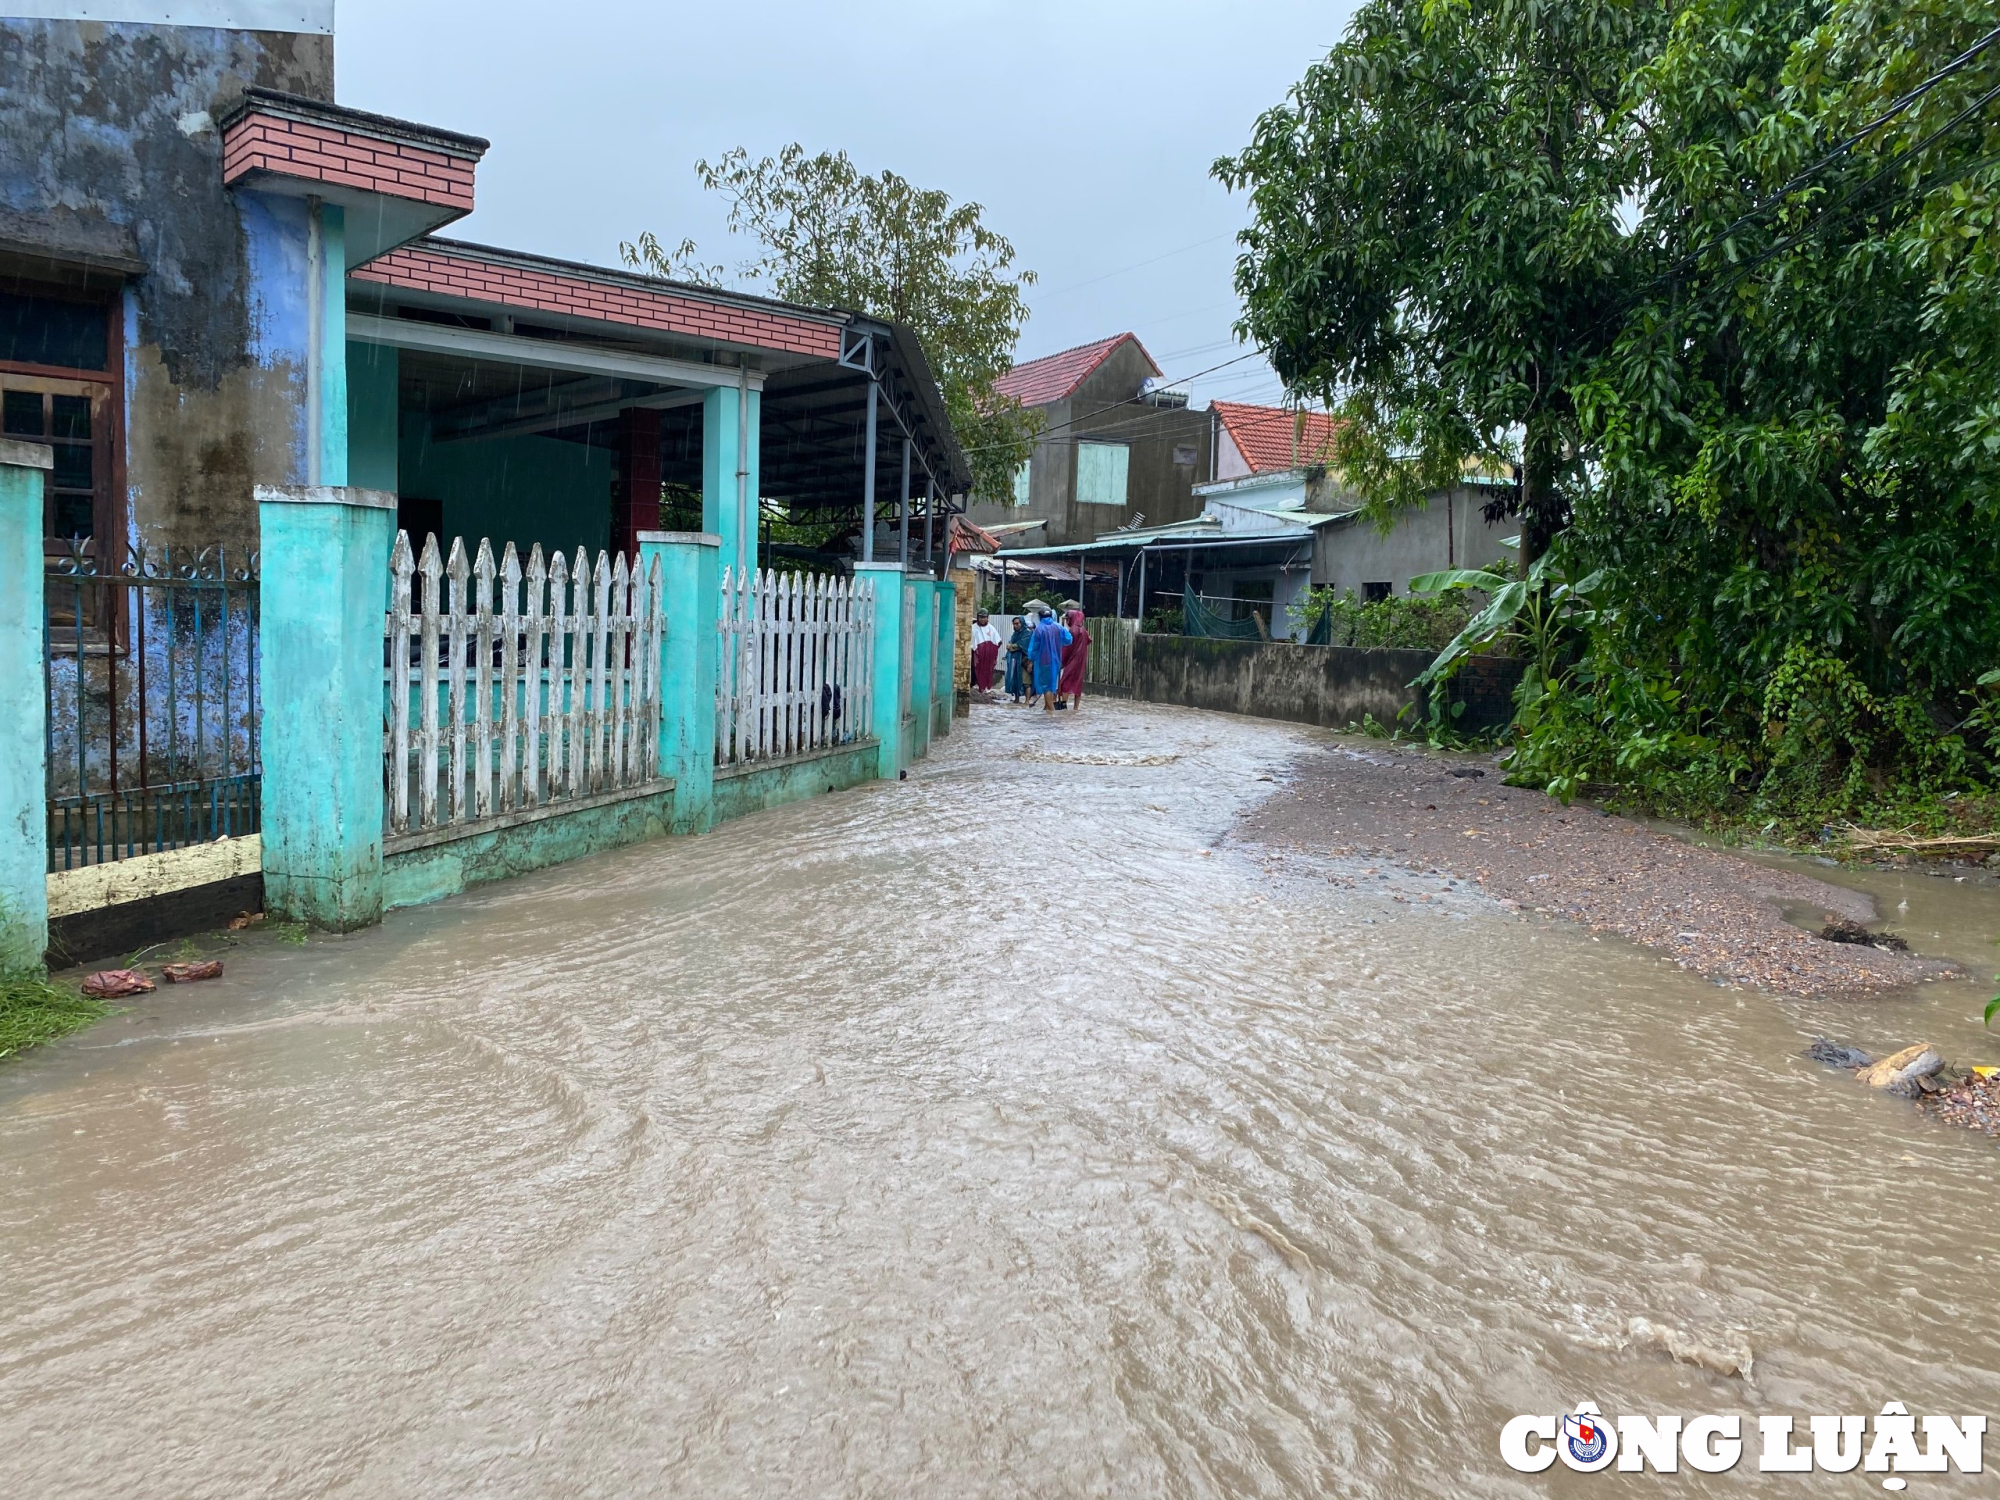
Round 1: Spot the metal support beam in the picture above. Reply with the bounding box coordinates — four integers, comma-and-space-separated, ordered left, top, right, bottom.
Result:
348, 312, 764, 392
898, 438, 911, 566
923, 478, 934, 569
862, 378, 878, 564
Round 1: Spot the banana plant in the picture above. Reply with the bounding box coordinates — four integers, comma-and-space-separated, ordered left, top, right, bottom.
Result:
1407, 550, 1601, 688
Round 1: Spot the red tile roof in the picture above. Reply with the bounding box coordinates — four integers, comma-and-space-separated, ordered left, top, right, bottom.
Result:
1211, 400, 1340, 474
993, 333, 1160, 407
352, 241, 843, 359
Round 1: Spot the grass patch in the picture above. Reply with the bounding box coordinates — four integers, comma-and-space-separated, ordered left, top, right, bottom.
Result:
0, 970, 112, 1061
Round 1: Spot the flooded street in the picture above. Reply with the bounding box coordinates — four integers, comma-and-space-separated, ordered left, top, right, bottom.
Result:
4, 700, 1999, 1497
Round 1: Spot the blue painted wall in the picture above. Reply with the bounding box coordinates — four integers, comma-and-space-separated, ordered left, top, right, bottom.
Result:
238, 191, 312, 485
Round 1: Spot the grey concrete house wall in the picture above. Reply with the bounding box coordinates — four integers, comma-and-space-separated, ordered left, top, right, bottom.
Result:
1313, 485, 1517, 597
1, 13, 335, 555
967, 336, 1213, 549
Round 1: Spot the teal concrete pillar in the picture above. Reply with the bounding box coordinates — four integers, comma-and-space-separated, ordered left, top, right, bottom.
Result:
856, 562, 907, 780
258, 485, 395, 930
0, 441, 52, 971
641, 529, 719, 833
310, 201, 349, 487
701, 380, 761, 581
909, 576, 935, 761
933, 577, 956, 739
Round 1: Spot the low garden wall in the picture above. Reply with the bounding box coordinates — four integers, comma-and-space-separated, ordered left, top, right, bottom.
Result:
383, 781, 676, 912
1122, 632, 1522, 734
713, 740, 880, 824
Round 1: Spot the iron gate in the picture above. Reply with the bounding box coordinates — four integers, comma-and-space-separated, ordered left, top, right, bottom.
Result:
44, 542, 261, 870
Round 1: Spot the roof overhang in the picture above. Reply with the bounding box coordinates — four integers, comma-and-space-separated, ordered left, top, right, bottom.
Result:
219, 89, 488, 267
348, 312, 764, 392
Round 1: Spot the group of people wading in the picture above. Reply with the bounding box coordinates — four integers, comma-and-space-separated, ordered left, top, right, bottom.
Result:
969, 602, 1092, 713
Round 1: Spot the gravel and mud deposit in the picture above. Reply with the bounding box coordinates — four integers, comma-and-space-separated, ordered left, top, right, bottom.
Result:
1241, 737, 1955, 996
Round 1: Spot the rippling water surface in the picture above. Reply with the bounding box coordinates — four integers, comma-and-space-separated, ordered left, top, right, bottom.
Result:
4, 701, 1998, 1497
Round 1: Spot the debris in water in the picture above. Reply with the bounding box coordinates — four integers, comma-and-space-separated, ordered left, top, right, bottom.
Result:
227, 912, 264, 930
162, 960, 224, 984
1808, 1039, 1874, 1069
1626, 1316, 1754, 1380
1818, 916, 1909, 951
81, 970, 155, 998
1856, 1044, 1945, 1095
1920, 1072, 2000, 1136
1448, 767, 1485, 779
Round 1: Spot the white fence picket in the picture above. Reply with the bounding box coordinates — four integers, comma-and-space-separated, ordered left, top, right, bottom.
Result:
384, 531, 665, 839
715, 565, 876, 767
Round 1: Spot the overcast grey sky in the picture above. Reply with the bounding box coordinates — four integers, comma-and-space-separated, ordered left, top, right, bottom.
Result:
336, 0, 1355, 410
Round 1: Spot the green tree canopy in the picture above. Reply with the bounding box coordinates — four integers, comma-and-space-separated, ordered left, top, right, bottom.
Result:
1221, 0, 2000, 829
624, 145, 1041, 506
1214, 0, 1674, 562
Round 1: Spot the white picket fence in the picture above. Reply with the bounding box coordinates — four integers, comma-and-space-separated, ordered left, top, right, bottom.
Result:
716, 567, 874, 765
383, 532, 666, 838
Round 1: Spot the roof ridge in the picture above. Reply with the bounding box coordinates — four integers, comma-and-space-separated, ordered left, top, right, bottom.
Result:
1004, 331, 1133, 373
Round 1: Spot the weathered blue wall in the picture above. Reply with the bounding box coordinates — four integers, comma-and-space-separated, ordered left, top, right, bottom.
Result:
399, 415, 612, 559
0, 19, 335, 556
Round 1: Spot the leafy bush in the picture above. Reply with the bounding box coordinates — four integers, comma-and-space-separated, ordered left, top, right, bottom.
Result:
1291, 586, 1488, 652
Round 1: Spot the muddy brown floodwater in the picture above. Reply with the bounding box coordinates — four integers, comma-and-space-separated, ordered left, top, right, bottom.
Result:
4, 701, 2000, 1498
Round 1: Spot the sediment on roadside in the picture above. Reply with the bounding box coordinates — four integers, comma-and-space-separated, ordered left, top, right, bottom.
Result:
1238, 737, 1954, 997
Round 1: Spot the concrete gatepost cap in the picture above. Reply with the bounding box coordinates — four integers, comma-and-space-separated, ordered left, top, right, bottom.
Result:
636, 530, 721, 548
0, 439, 54, 470
255, 484, 397, 510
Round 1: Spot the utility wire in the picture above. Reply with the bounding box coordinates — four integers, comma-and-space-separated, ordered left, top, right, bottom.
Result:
1681, 22, 2000, 266
1632, 73, 2000, 334
1579, 29, 2000, 344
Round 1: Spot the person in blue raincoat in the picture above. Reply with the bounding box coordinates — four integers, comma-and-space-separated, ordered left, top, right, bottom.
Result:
1003, 614, 1034, 703
1028, 604, 1072, 712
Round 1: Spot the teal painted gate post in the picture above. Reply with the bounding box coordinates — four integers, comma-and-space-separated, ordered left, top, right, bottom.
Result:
258, 485, 395, 931
933, 578, 956, 739
909, 578, 935, 761
641, 530, 719, 834
0, 441, 52, 970
857, 562, 906, 779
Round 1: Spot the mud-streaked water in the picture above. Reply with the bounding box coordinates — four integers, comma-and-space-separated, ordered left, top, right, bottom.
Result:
3, 701, 1997, 1498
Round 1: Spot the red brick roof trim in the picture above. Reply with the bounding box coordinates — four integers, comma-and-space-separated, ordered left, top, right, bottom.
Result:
1211, 400, 1340, 474
994, 333, 1161, 407
219, 89, 485, 214
352, 242, 844, 360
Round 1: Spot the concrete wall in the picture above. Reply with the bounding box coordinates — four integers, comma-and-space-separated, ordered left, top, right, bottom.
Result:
382, 783, 675, 911
1314, 487, 1516, 597
346, 340, 399, 492
1, 18, 335, 555
712, 741, 878, 824
1131, 633, 1524, 735
398, 411, 613, 561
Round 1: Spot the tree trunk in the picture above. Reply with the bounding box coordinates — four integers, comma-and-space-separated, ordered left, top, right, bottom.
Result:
1519, 416, 1562, 571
